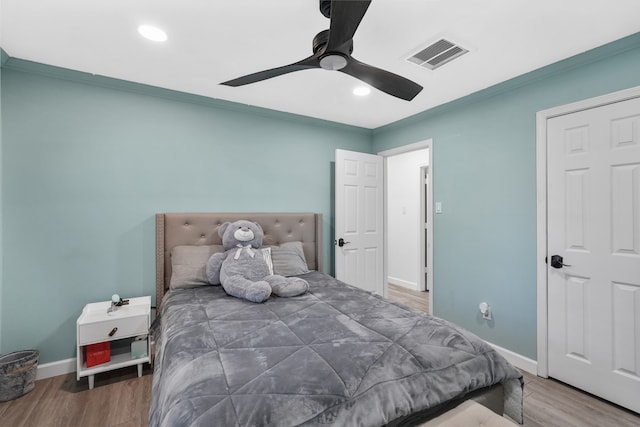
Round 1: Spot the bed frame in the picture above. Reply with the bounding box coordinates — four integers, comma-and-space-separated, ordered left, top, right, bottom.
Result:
155, 212, 323, 308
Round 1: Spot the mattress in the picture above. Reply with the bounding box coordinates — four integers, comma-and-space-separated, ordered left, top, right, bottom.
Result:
149, 271, 523, 426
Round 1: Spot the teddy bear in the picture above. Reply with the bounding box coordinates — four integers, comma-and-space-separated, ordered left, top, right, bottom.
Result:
206, 220, 309, 303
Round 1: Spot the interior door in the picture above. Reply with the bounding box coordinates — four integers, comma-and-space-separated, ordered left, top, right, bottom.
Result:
334, 149, 383, 294
547, 96, 640, 413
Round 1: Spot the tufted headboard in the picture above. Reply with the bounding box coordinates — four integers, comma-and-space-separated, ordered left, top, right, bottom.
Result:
155, 212, 323, 308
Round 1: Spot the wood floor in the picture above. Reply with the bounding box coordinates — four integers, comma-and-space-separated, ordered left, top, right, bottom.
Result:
387, 282, 430, 313
520, 370, 639, 426
0, 367, 153, 427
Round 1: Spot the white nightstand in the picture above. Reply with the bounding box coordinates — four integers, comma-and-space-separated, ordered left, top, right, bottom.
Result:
76, 296, 151, 389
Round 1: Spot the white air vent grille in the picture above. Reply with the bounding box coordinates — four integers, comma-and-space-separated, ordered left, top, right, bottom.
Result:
408, 39, 468, 70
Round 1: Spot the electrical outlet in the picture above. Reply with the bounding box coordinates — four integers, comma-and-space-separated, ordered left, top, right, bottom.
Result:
479, 302, 492, 320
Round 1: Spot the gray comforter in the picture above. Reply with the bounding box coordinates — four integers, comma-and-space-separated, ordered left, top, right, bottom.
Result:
149, 272, 523, 426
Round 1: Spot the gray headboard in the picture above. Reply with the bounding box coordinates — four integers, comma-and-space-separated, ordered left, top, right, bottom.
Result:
155, 212, 323, 308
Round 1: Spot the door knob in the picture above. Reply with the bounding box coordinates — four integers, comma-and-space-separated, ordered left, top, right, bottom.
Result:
549, 254, 571, 269
336, 238, 351, 247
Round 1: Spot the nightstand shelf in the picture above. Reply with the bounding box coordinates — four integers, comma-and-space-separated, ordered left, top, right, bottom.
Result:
76, 296, 151, 389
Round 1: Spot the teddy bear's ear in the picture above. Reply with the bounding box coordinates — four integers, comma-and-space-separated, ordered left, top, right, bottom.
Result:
218, 222, 231, 238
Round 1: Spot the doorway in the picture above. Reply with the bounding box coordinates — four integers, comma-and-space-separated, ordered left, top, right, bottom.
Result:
380, 140, 433, 313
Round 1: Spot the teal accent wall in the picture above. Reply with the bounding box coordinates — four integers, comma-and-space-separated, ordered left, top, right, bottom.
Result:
372, 33, 640, 359
0, 63, 371, 363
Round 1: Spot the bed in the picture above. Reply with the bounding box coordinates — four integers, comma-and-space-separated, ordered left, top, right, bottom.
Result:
150, 212, 523, 426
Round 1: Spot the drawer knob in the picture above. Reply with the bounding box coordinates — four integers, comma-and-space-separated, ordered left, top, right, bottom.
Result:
108, 327, 118, 337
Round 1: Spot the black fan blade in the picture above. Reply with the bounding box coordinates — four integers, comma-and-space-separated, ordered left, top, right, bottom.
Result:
326, 0, 371, 53
221, 54, 320, 87
340, 58, 423, 101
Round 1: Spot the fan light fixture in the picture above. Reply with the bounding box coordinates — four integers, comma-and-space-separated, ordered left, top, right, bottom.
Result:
319, 54, 347, 70
138, 25, 168, 42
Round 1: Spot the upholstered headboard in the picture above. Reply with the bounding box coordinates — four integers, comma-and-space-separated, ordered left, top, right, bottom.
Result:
155, 212, 323, 308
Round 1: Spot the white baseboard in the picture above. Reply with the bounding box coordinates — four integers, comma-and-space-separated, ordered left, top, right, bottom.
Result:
36, 358, 76, 380
388, 277, 419, 291
486, 340, 538, 375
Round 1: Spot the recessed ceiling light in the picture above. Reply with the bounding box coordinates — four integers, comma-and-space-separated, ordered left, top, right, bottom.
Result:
353, 86, 371, 96
138, 25, 168, 42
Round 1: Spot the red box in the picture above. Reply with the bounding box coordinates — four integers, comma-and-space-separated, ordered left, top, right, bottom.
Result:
85, 342, 110, 367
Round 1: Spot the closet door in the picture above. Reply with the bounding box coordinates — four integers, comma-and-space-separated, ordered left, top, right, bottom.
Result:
547, 96, 640, 413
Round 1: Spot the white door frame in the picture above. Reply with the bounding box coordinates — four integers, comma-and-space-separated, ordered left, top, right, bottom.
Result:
536, 85, 640, 377
379, 139, 434, 311
420, 165, 430, 292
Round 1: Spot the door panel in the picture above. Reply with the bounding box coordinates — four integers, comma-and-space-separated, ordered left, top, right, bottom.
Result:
547, 96, 640, 413
612, 283, 640, 376
565, 275, 589, 362
612, 164, 639, 254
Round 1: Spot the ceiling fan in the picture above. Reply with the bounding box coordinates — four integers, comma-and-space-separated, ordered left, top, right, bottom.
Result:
221, 0, 423, 101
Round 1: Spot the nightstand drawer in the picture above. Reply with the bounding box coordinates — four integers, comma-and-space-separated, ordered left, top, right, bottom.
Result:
78, 314, 148, 345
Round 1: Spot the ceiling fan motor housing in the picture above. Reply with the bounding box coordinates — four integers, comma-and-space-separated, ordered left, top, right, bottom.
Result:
319, 0, 332, 18
312, 30, 330, 54
313, 29, 353, 55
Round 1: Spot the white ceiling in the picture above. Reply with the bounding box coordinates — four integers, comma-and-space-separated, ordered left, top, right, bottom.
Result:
1, 0, 639, 129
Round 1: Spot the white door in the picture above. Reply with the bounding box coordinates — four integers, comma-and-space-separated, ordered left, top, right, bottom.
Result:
335, 149, 384, 294
547, 96, 640, 413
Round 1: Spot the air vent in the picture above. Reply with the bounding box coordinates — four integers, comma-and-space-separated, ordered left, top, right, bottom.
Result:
407, 39, 468, 70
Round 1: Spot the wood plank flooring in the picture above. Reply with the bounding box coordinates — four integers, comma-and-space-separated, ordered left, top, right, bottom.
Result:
520, 370, 639, 427
387, 283, 430, 313
0, 366, 152, 427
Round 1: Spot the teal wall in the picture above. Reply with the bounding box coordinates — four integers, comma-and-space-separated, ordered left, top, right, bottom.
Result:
0, 62, 371, 363
373, 33, 640, 359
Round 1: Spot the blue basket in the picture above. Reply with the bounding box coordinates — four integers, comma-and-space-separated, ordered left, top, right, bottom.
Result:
0, 349, 39, 402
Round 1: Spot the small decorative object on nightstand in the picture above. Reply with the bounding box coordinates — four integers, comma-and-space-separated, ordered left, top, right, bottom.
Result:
76, 296, 151, 389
